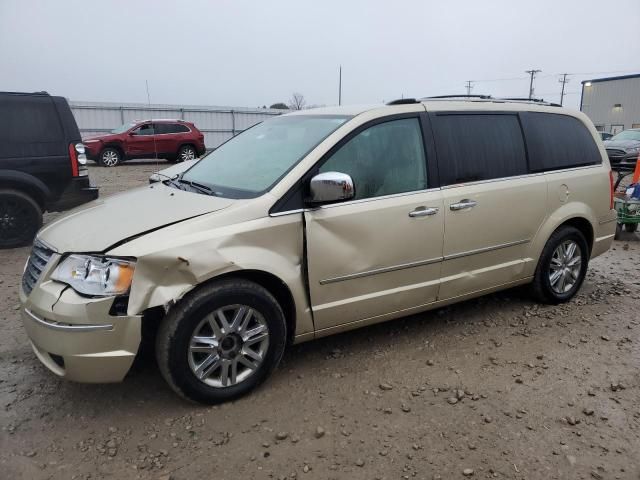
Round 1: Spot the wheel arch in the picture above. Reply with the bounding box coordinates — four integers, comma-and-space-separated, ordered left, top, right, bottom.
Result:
101, 143, 125, 158
526, 202, 598, 276
191, 269, 297, 345
0, 170, 50, 209
560, 217, 594, 254
137, 267, 300, 347
177, 142, 197, 155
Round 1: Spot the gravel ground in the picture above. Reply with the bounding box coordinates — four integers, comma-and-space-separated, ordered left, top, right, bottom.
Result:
1, 163, 639, 480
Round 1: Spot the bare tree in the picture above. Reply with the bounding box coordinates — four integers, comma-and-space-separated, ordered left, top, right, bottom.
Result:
288, 93, 306, 110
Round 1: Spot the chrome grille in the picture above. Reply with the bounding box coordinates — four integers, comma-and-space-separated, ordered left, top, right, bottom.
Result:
22, 240, 54, 296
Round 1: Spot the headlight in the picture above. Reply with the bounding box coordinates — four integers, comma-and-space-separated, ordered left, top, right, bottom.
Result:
51, 255, 135, 296
625, 146, 640, 153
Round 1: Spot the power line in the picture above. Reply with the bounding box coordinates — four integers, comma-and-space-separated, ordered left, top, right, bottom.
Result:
525, 69, 542, 99
471, 69, 638, 84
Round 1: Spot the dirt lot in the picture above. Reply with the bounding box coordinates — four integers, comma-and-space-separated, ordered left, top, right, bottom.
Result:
1, 162, 639, 480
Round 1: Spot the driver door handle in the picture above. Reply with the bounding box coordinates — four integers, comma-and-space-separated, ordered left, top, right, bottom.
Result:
409, 207, 439, 218
450, 199, 478, 211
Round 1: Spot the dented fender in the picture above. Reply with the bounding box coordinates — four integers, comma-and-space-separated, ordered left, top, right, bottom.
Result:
108, 207, 315, 338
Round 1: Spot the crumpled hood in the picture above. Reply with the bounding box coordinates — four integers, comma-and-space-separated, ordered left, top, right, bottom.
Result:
39, 183, 234, 252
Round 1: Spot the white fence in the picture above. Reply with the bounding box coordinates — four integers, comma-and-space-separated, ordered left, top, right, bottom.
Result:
70, 101, 284, 149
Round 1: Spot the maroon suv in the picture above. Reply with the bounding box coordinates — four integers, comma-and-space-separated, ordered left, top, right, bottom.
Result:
83, 119, 206, 167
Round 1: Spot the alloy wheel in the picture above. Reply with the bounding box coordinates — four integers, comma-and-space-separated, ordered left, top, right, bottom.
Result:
548, 240, 582, 294
188, 305, 270, 388
179, 147, 195, 162
102, 150, 119, 167
0, 196, 32, 241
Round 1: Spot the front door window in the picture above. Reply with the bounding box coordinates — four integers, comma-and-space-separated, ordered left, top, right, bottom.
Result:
319, 118, 427, 200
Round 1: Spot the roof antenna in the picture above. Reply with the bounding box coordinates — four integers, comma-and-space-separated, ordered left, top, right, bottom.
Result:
145, 80, 159, 173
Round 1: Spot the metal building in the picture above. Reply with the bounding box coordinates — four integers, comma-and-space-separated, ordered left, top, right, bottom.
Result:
69, 101, 285, 149
580, 73, 640, 135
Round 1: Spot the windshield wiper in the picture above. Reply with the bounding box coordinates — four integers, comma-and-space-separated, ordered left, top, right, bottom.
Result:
153, 172, 187, 190
177, 178, 219, 196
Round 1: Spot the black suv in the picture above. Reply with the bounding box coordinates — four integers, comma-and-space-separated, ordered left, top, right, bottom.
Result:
0, 92, 98, 248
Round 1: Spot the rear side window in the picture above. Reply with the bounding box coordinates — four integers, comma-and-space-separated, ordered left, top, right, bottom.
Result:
0, 95, 63, 143
155, 123, 191, 134
154, 123, 172, 134
432, 114, 527, 185
520, 113, 601, 171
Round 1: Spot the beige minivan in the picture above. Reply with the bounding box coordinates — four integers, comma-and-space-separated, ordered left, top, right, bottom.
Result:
20, 98, 617, 403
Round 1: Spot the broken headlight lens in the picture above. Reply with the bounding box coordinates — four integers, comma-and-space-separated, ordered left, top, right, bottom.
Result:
51, 255, 136, 296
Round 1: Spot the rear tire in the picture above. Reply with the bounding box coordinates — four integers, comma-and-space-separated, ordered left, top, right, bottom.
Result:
99, 147, 122, 167
0, 189, 42, 248
177, 145, 197, 163
624, 223, 638, 233
531, 225, 589, 304
156, 279, 287, 404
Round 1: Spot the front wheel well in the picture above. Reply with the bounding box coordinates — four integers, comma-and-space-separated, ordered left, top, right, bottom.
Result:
558, 217, 594, 254
210, 270, 297, 345
101, 144, 124, 157
0, 180, 46, 209
139, 270, 297, 351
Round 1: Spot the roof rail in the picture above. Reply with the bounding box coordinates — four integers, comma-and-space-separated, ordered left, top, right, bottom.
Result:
0, 90, 50, 96
420, 95, 562, 107
499, 97, 562, 107
386, 98, 419, 105
426, 94, 493, 100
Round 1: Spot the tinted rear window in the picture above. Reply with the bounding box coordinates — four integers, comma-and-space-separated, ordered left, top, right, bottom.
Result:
155, 123, 190, 134
432, 114, 527, 185
0, 95, 63, 142
520, 112, 601, 171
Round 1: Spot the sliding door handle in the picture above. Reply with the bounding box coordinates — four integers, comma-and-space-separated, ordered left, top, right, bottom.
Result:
450, 199, 478, 211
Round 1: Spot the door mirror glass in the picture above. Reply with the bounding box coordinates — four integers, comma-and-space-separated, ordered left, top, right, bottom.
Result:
308, 171, 355, 204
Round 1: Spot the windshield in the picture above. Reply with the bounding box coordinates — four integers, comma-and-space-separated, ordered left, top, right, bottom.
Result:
111, 122, 137, 134
181, 114, 350, 198
610, 130, 640, 142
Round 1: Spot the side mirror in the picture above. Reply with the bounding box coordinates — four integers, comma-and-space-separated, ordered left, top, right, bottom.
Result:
308, 171, 355, 204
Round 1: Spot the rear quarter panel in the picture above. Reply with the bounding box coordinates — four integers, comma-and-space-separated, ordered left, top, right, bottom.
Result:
525, 164, 615, 276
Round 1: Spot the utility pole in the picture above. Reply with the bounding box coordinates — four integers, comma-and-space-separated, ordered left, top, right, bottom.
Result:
526, 69, 542, 99
558, 73, 570, 106
465, 80, 473, 95
338, 65, 342, 106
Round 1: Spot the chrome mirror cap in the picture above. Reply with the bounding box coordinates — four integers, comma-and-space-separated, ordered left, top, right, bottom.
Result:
308, 171, 355, 203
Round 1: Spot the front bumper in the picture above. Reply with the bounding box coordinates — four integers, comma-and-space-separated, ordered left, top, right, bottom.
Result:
20, 263, 141, 383
83, 142, 102, 160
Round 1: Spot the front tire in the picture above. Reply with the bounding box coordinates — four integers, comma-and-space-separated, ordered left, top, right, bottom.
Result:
531, 225, 589, 304
0, 189, 42, 248
99, 147, 122, 167
624, 223, 638, 233
156, 279, 287, 404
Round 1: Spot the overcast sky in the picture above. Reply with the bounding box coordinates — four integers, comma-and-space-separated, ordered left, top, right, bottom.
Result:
1, 0, 639, 110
